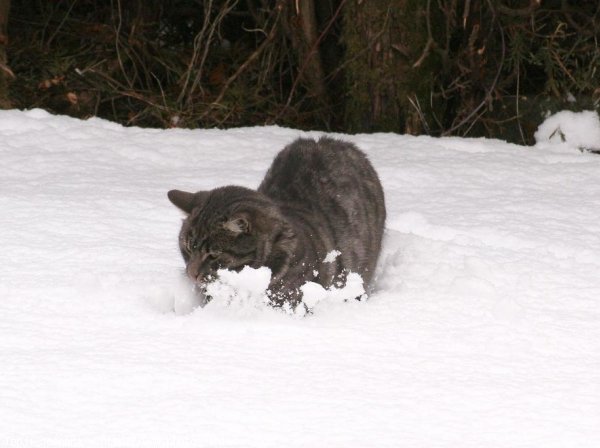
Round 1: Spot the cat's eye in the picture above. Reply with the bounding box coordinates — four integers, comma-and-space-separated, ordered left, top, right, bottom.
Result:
190, 239, 205, 252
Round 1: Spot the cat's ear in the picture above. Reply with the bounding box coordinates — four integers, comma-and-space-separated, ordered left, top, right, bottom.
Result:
168, 189, 202, 214
223, 215, 250, 235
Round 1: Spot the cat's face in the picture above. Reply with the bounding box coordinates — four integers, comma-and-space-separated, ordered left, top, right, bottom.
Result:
168, 187, 261, 284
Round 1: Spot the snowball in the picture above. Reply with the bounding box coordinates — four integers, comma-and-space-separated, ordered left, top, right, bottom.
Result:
299, 282, 328, 309
534, 110, 600, 152
299, 272, 365, 311
204, 266, 272, 310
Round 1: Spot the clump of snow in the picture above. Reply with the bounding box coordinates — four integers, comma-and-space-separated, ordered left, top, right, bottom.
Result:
323, 249, 341, 263
299, 272, 365, 311
535, 110, 600, 152
204, 266, 272, 311
202, 265, 364, 316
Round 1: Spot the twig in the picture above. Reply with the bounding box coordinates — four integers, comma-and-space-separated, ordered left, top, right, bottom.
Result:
497, 0, 541, 17
0, 62, 15, 79
273, 0, 349, 123
407, 94, 431, 134
46, 0, 79, 47
186, 0, 239, 108
177, 0, 215, 105
112, 0, 133, 89
413, 0, 434, 68
443, 0, 506, 136
515, 59, 525, 144
200, 5, 282, 119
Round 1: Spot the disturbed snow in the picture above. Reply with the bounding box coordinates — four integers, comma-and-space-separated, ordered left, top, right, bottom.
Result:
1, 109, 600, 447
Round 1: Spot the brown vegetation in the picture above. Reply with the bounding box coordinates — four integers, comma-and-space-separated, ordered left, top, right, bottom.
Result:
2, 0, 600, 144
0, 0, 13, 107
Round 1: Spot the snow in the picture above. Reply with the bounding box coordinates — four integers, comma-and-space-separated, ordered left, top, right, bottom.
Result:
535, 109, 600, 152
299, 272, 366, 312
1, 108, 600, 447
323, 249, 341, 263
204, 266, 272, 313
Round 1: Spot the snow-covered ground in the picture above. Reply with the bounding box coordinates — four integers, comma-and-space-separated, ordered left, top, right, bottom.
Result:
1, 109, 599, 447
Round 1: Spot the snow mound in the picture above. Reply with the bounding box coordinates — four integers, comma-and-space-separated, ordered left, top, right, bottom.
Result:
535, 110, 600, 152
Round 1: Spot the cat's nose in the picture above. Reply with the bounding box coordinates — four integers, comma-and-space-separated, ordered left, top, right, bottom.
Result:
188, 271, 206, 284
186, 261, 203, 282
186, 254, 216, 283
187, 265, 210, 284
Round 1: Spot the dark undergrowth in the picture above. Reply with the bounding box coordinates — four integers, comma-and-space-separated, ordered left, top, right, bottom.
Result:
3, 0, 600, 144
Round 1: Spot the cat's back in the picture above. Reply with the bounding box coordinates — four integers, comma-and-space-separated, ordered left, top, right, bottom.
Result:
258, 137, 382, 206
258, 137, 385, 286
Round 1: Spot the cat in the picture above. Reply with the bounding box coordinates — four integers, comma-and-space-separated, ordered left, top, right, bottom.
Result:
168, 136, 386, 308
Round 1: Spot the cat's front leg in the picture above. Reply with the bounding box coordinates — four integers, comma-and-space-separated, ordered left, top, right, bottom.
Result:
266, 280, 303, 312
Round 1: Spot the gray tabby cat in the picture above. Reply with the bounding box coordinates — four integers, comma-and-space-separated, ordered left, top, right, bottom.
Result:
168, 137, 386, 308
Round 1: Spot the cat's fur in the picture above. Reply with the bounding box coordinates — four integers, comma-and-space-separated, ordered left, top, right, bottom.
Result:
168, 137, 386, 307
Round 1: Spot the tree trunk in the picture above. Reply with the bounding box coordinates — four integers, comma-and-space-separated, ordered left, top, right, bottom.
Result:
0, 0, 11, 108
283, 0, 328, 103
297, 0, 327, 99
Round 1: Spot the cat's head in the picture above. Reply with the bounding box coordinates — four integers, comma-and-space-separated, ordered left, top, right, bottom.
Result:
167, 186, 294, 285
